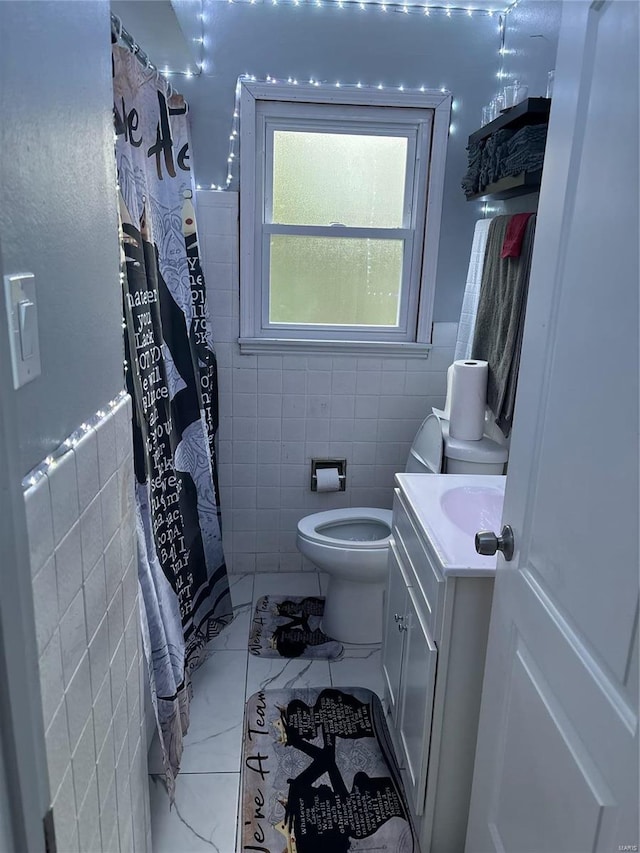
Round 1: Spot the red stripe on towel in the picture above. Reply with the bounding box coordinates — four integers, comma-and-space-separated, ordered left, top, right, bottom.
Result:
501, 212, 534, 258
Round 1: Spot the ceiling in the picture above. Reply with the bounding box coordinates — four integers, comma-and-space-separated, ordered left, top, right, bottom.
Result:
111, 0, 202, 73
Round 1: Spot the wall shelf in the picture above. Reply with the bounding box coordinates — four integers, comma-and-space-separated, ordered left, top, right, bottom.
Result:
469, 97, 551, 145
464, 98, 551, 201
466, 169, 543, 201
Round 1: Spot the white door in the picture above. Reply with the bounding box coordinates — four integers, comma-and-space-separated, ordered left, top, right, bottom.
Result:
466, 2, 639, 851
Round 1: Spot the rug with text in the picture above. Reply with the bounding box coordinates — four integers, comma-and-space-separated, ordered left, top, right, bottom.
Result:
241, 686, 418, 852
249, 595, 344, 660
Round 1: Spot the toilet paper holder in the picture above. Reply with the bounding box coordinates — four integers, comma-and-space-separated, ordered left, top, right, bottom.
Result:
310, 459, 347, 492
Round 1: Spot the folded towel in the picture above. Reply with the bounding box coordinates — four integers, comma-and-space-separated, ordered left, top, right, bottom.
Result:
461, 140, 484, 197
501, 212, 534, 258
508, 123, 548, 149
500, 148, 546, 178
500, 124, 548, 178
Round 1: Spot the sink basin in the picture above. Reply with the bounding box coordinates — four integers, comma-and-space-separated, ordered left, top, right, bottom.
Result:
396, 474, 506, 573
439, 486, 504, 538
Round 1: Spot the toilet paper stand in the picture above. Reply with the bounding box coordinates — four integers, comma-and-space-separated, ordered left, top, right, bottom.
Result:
310, 458, 347, 492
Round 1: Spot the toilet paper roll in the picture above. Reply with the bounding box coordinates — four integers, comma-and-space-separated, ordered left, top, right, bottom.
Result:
432, 363, 455, 421
449, 359, 488, 440
315, 467, 341, 492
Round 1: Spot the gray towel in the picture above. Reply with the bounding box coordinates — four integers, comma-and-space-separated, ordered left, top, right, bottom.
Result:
471, 214, 536, 436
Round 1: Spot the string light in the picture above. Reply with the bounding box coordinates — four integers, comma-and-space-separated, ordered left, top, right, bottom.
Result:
155, 2, 511, 78
482, 202, 499, 216
214, 0, 508, 10
22, 391, 130, 491
214, 75, 452, 190
196, 0, 512, 191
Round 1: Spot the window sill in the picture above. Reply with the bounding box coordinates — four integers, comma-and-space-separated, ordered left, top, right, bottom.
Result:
238, 338, 432, 358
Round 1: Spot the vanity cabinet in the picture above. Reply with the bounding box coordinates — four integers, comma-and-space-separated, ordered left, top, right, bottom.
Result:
383, 541, 438, 814
382, 476, 501, 853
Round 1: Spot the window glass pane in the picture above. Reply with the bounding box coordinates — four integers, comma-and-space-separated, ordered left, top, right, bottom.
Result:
272, 131, 407, 228
269, 236, 403, 326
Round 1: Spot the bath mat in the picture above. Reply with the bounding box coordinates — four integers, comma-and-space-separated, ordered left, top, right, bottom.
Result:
249, 595, 344, 660
241, 687, 418, 852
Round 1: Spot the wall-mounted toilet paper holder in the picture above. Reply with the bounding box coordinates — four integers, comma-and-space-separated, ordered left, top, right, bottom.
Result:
310, 458, 347, 491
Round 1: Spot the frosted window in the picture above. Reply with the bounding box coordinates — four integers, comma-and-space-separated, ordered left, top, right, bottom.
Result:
272, 131, 407, 228
269, 236, 403, 326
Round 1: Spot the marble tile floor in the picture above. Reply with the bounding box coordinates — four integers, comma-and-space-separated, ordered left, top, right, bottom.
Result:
148, 571, 384, 852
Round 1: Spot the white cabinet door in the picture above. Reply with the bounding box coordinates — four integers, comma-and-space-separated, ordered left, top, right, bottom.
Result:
466, 2, 639, 850
382, 540, 410, 726
398, 584, 438, 817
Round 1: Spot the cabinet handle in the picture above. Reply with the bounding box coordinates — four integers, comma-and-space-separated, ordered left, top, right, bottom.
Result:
398, 621, 408, 632
394, 613, 403, 623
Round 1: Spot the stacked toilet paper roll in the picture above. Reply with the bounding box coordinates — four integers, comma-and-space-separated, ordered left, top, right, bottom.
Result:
448, 359, 488, 440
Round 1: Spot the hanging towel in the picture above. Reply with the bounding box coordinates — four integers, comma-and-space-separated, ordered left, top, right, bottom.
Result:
461, 140, 484, 197
471, 214, 537, 436
454, 218, 494, 361
501, 212, 534, 258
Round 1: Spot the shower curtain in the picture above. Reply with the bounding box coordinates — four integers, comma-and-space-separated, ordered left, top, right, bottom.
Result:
113, 47, 232, 796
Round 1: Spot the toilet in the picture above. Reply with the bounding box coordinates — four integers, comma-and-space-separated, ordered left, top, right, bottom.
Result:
296, 413, 508, 644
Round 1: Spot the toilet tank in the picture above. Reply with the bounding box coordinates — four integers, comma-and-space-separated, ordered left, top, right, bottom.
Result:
443, 423, 508, 475
445, 457, 506, 475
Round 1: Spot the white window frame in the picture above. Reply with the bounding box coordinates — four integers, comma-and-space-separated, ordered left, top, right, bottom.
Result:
239, 81, 451, 356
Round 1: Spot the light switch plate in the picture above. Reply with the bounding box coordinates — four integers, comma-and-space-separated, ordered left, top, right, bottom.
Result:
3, 272, 41, 389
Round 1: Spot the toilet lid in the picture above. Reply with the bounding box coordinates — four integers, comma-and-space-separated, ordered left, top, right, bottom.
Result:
441, 420, 509, 463
406, 412, 443, 474
297, 508, 393, 550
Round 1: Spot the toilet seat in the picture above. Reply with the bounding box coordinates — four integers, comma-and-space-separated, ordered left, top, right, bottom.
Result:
297, 508, 393, 550
296, 508, 393, 643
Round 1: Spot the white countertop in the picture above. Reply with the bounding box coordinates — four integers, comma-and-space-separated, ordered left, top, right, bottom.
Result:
395, 473, 506, 577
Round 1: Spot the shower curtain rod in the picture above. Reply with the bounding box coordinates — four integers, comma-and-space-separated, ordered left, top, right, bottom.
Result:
111, 11, 189, 99
111, 12, 158, 75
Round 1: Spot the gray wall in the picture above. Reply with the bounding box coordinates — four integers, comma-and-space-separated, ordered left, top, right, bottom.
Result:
0, 2, 127, 846
0, 0, 124, 475
492, 0, 561, 217
179, 3, 504, 322
502, 0, 562, 97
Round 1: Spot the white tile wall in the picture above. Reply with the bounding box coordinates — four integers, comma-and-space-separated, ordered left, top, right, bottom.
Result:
23, 395, 151, 853
197, 190, 455, 573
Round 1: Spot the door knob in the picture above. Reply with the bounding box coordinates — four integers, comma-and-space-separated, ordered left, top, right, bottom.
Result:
475, 525, 515, 561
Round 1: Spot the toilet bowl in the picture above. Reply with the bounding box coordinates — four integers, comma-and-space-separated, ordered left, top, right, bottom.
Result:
296, 413, 508, 645
296, 508, 393, 644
